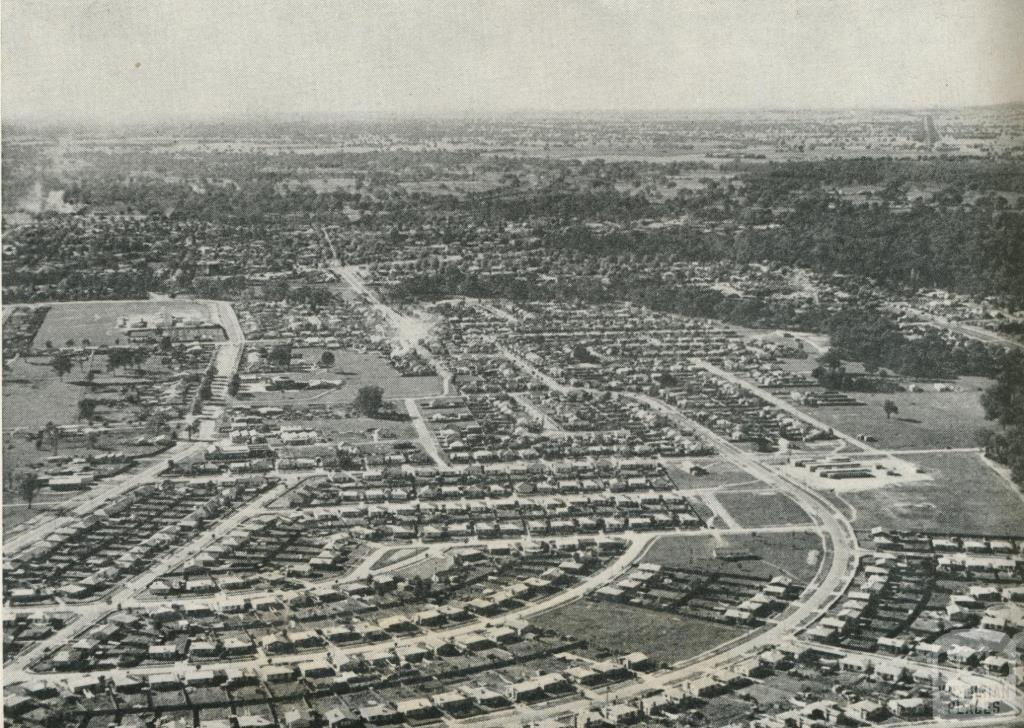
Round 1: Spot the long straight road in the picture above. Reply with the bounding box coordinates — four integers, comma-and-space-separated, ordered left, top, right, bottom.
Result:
313, 277, 861, 687
4, 283, 865, 726
5, 300, 246, 556
694, 358, 877, 453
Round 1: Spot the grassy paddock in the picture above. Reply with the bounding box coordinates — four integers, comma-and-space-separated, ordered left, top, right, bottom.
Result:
840, 451, 1024, 536
644, 531, 823, 583
531, 600, 746, 665
34, 300, 219, 348
715, 491, 813, 527
662, 457, 754, 490
788, 377, 992, 450
251, 348, 442, 405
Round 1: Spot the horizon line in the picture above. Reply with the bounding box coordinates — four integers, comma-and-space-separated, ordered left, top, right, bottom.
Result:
4, 100, 1024, 129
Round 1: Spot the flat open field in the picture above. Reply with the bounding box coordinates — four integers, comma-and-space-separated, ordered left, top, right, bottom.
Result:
644, 530, 823, 584
370, 546, 428, 570
839, 451, 1024, 536
662, 457, 756, 490
715, 491, 814, 527
531, 600, 745, 666
789, 378, 992, 450
249, 348, 441, 406
4, 352, 183, 431
33, 300, 220, 348
2, 357, 83, 430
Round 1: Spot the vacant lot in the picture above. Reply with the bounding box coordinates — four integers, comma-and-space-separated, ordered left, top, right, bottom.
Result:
33, 300, 219, 348
644, 530, 823, 583
662, 457, 755, 490
532, 600, 745, 666
370, 546, 428, 570
4, 352, 186, 432
715, 491, 813, 527
790, 378, 992, 450
2, 357, 83, 430
251, 348, 441, 406
840, 451, 1024, 536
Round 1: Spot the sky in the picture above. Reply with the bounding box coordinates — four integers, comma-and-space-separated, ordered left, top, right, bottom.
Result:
3, 0, 1024, 122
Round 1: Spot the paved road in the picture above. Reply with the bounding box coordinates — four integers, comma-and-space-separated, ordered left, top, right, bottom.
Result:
5, 300, 246, 556
2, 438, 207, 556
493, 341, 569, 394
403, 398, 453, 471
4, 289, 863, 726
3, 533, 653, 685
321, 229, 453, 395
890, 306, 1024, 352
693, 358, 877, 454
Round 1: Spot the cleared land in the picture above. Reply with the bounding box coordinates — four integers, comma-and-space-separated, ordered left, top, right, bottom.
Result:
3, 353, 173, 432
249, 348, 441, 405
714, 491, 813, 528
662, 457, 755, 490
2, 357, 84, 429
644, 531, 823, 584
531, 600, 745, 666
839, 451, 1024, 536
787, 377, 993, 450
33, 300, 220, 348
370, 546, 428, 570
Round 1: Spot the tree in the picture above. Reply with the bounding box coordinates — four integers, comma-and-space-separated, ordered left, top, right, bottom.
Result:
17, 470, 38, 510
319, 350, 336, 368
186, 419, 201, 441
146, 410, 169, 435
268, 344, 291, 368
981, 351, 1024, 429
42, 421, 60, 453
77, 398, 99, 422
131, 348, 149, 372
883, 400, 899, 420
107, 348, 134, 372
354, 385, 384, 417
979, 352, 1024, 484
814, 348, 847, 389
50, 352, 73, 381
818, 349, 842, 372
571, 343, 596, 363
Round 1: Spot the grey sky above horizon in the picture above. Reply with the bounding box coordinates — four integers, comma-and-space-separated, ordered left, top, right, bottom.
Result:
3, 0, 1024, 122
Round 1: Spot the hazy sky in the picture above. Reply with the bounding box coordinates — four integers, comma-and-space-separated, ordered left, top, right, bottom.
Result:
3, 0, 1024, 121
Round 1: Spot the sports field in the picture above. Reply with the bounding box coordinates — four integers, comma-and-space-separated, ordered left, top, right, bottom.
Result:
2, 356, 83, 430
33, 300, 220, 348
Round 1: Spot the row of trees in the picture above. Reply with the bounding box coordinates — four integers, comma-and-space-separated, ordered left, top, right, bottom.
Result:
977, 351, 1024, 485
